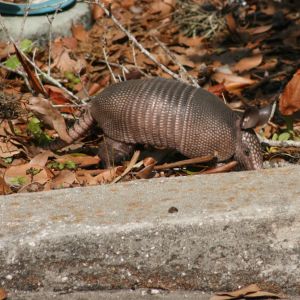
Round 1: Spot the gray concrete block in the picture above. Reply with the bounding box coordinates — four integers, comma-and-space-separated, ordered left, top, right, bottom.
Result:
0, 3, 92, 43
1, 167, 300, 295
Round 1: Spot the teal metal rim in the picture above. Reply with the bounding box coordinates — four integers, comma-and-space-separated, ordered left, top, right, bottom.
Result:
0, 0, 76, 15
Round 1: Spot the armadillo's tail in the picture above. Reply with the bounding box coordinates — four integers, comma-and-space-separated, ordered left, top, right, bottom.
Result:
47, 110, 95, 151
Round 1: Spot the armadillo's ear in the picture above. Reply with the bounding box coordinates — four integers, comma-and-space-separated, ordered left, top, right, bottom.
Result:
241, 102, 276, 129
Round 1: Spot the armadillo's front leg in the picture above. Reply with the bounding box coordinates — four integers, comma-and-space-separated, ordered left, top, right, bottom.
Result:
98, 136, 135, 168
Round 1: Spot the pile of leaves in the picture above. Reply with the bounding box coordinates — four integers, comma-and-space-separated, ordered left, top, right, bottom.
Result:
1, 0, 300, 194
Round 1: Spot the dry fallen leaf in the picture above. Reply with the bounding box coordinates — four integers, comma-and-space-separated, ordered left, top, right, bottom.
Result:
0, 176, 11, 195
279, 69, 300, 115
0, 288, 7, 300
233, 54, 263, 73
150, 0, 175, 14
247, 24, 272, 35
13, 43, 48, 97
28, 96, 72, 143
55, 154, 100, 168
4, 163, 50, 188
210, 283, 282, 300
72, 24, 89, 42
0, 140, 21, 158
51, 46, 86, 73
212, 72, 255, 91
94, 166, 124, 184
30, 151, 52, 167
50, 169, 77, 189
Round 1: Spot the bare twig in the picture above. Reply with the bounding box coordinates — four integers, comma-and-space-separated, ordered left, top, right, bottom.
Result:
154, 155, 214, 170
102, 41, 118, 83
129, 43, 150, 78
112, 150, 140, 183
259, 136, 300, 148
18, 0, 33, 41
46, 8, 60, 77
90, 0, 191, 84
151, 35, 199, 87
202, 161, 237, 174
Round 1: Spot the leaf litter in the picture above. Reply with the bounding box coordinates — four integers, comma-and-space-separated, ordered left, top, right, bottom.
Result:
1, 0, 300, 194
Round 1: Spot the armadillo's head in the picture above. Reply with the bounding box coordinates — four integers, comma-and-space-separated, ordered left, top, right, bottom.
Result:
234, 129, 263, 170
234, 104, 275, 171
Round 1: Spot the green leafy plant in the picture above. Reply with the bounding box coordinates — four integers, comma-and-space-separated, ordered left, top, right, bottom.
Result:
27, 117, 51, 146
47, 160, 77, 170
4, 39, 33, 70
64, 71, 81, 90
9, 176, 27, 186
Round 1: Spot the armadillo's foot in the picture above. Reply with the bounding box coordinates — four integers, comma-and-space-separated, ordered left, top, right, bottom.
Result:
98, 136, 135, 168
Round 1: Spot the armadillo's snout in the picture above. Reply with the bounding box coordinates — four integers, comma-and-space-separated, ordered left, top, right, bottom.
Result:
235, 130, 263, 170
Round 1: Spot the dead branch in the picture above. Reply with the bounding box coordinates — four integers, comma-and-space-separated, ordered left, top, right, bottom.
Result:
154, 155, 214, 170
102, 40, 118, 83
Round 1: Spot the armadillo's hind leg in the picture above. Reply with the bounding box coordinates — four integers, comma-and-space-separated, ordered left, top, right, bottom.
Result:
98, 136, 135, 168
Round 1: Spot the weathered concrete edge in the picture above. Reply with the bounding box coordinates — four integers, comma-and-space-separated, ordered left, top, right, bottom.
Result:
1, 167, 300, 295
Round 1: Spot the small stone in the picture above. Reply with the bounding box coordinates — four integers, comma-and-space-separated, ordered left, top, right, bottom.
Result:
5, 274, 13, 280
168, 206, 178, 213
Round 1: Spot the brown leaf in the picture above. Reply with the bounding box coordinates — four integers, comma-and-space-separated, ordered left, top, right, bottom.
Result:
150, 0, 175, 14
44, 85, 74, 114
247, 24, 272, 35
51, 169, 77, 189
226, 13, 237, 34
94, 166, 124, 184
29, 151, 52, 167
52, 48, 86, 73
210, 284, 282, 300
0, 42, 14, 60
178, 35, 204, 47
87, 75, 110, 96
279, 69, 300, 115
0, 176, 12, 195
233, 54, 263, 73
0, 140, 21, 158
55, 154, 100, 168
72, 24, 89, 42
212, 72, 255, 90
0, 288, 7, 300
4, 163, 50, 187
13, 44, 48, 97
28, 96, 72, 143
121, 0, 134, 9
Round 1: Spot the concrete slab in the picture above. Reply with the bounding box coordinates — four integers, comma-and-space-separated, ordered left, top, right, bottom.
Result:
0, 2, 92, 43
1, 166, 300, 296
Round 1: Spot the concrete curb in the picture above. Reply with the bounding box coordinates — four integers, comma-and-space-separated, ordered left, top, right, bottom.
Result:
0, 3, 92, 43
1, 167, 300, 296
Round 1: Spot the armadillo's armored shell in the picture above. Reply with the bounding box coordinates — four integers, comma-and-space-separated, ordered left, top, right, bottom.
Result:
91, 77, 238, 161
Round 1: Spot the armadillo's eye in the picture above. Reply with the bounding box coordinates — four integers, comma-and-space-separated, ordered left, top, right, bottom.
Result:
244, 149, 250, 156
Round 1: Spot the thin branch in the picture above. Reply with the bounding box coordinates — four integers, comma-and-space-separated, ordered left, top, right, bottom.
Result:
90, 0, 191, 84
102, 40, 118, 83
154, 155, 214, 170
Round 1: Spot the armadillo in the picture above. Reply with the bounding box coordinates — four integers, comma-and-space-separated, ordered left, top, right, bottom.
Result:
50, 77, 273, 170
